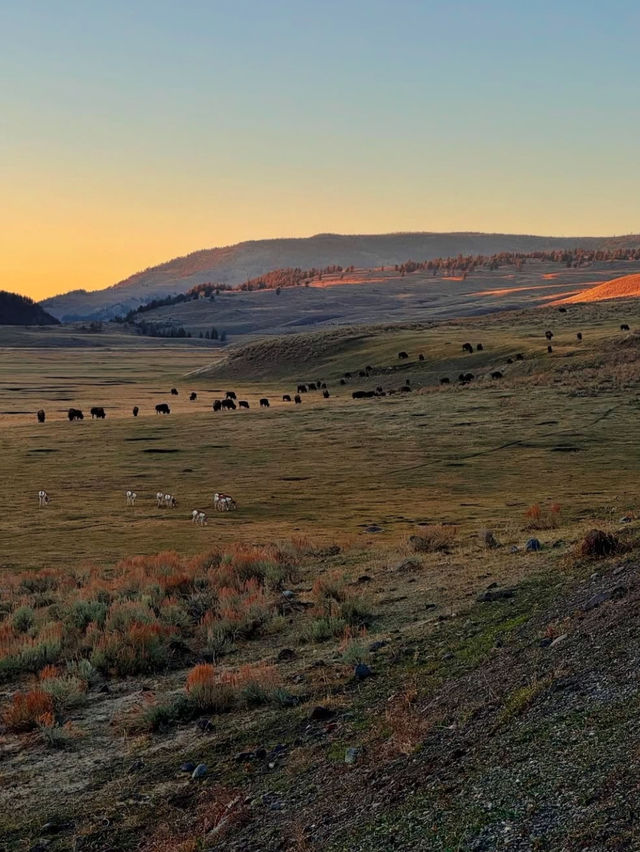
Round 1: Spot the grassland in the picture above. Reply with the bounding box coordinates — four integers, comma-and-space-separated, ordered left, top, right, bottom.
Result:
2, 298, 640, 850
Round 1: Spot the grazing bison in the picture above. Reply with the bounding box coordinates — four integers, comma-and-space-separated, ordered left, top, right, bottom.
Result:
259, 398, 270, 408
576, 332, 582, 341
294, 394, 302, 404
476, 343, 484, 351
358, 370, 366, 378
506, 358, 514, 364
320, 382, 327, 389
308, 383, 317, 391
36, 409, 45, 423
515, 353, 524, 361
340, 378, 346, 385
225, 391, 237, 400
399, 385, 412, 393
212, 400, 222, 412
170, 388, 178, 396
132, 406, 139, 417
440, 377, 450, 385
323, 389, 330, 398
68, 408, 84, 421
343, 372, 352, 379
398, 352, 409, 360
90, 406, 106, 419
490, 371, 503, 380
547, 345, 553, 353
222, 398, 236, 410
545, 330, 553, 341
621, 324, 630, 331
462, 342, 473, 353
558, 307, 567, 313
155, 403, 170, 415
282, 394, 292, 402
297, 384, 307, 393
352, 390, 368, 399
365, 365, 373, 373
418, 353, 425, 361
189, 392, 197, 401
239, 400, 250, 409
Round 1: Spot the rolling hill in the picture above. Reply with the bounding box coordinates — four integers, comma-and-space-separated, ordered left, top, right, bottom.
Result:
551, 272, 640, 305
40, 231, 640, 321
0, 290, 60, 325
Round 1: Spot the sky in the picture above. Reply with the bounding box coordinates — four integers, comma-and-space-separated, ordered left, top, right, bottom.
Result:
2, 0, 640, 300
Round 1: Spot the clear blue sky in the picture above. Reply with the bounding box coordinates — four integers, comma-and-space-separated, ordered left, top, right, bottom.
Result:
2, 0, 639, 298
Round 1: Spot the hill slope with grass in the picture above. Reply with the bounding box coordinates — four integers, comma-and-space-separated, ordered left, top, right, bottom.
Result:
552, 272, 640, 305
40, 231, 640, 321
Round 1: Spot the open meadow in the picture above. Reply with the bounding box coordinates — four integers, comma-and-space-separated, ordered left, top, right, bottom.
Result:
3, 299, 640, 850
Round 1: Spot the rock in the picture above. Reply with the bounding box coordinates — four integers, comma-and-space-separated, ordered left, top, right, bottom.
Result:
308, 705, 335, 721
282, 590, 295, 599
526, 538, 542, 552
424, 602, 438, 610
179, 761, 196, 773
277, 648, 296, 662
477, 587, 516, 603
395, 559, 421, 573
354, 663, 373, 681
365, 525, 383, 533
619, 516, 632, 523
368, 640, 388, 652
539, 637, 553, 648
262, 792, 284, 810
345, 747, 359, 765
191, 763, 208, 780
510, 545, 520, 553
584, 584, 627, 611
357, 575, 372, 584
481, 529, 498, 548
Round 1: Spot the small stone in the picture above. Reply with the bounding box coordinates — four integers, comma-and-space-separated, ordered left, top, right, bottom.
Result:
277, 648, 296, 662
357, 575, 372, 583
526, 538, 542, 552
179, 761, 196, 773
345, 747, 359, 765
282, 590, 295, 599
354, 663, 373, 681
550, 633, 568, 647
365, 525, 383, 533
191, 763, 208, 780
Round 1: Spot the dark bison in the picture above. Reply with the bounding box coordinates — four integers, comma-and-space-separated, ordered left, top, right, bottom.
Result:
294, 395, 302, 404
621, 324, 630, 331
340, 378, 346, 385
36, 409, 45, 423
189, 392, 197, 401
490, 371, 503, 380
398, 351, 409, 360
68, 408, 84, 421
558, 307, 567, 313
399, 385, 412, 393
506, 358, 514, 364
344, 372, 352, 379
259, 398, 270, 408
90, 406, 106, 419
545, 330, 553, 341
132, 406, 139, 417
547, 345, 553, 353
418, 353, 425, 361
352, 390, 371, 399
155, 403, 170, 415
297, 384, 307, 393
212, 400, 222, 411
239, 400, 250, 409
440, 377, 450, 385
462, 342, 473, 353
308, 383, 317, 391
222, 398, 236, 410
323, 389, 330, 398
476, 343, 484, 351
320, 382, 327, 389
576, 332, 582, 341
365, 365, 373, 373
225, 391, 237, 400
376, 385, 383, 393
358, 371, 366, 378
515, 353, 524, 361
170, 388, 178, 396
282, 394, 292, 402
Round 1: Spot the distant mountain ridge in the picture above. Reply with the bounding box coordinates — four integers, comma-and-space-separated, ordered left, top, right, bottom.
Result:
0, 290, 60, 325
41, 231, 640, 321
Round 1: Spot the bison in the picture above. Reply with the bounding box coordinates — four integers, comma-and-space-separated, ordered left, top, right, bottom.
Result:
547, 345, 553, 353
132, 406, 139, 417
36, 409, 45, 423
506, 358, 514, 364
282, 394, 292, 402
259, 398, 270, 408
462, 342, 473, 353
68, 408, 84, 421
399, 385, 412, 393
576, 332, 582, 341
490, 371, 503, 380
212, 400, 222, 412
239, 400, 250, 409
545, 330, 553, 341
294, 394, 302, 404
340, 379, 346, 385
418, 353, 425, 361
225, 391, 237, 400
308, 383, 317, 391
343, 372, 352, 379
398, 351, 409, 360
558, 307, 567, 313
155, 403, 170, 415
515, 353, 524, 361
476, 343, 484, 351
621, 324, 630, 331
90, 406, 106, 419
358, 371, 366, 377
170, 388, 178, 395
297, 384, 307, 393
222, 398, 236, 410
440, 377, 450, 385
323, 389, 330, 398
189, 392, 197, 401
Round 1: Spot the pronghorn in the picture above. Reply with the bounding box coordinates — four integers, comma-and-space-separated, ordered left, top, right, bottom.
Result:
213, 492, 237, 512
156, 491, 165, 508
125, 490, 137, 506
196, 511, 207, 526
164, 493, 177, 508
38, 490, 49, 507
191, 509, 199, 523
